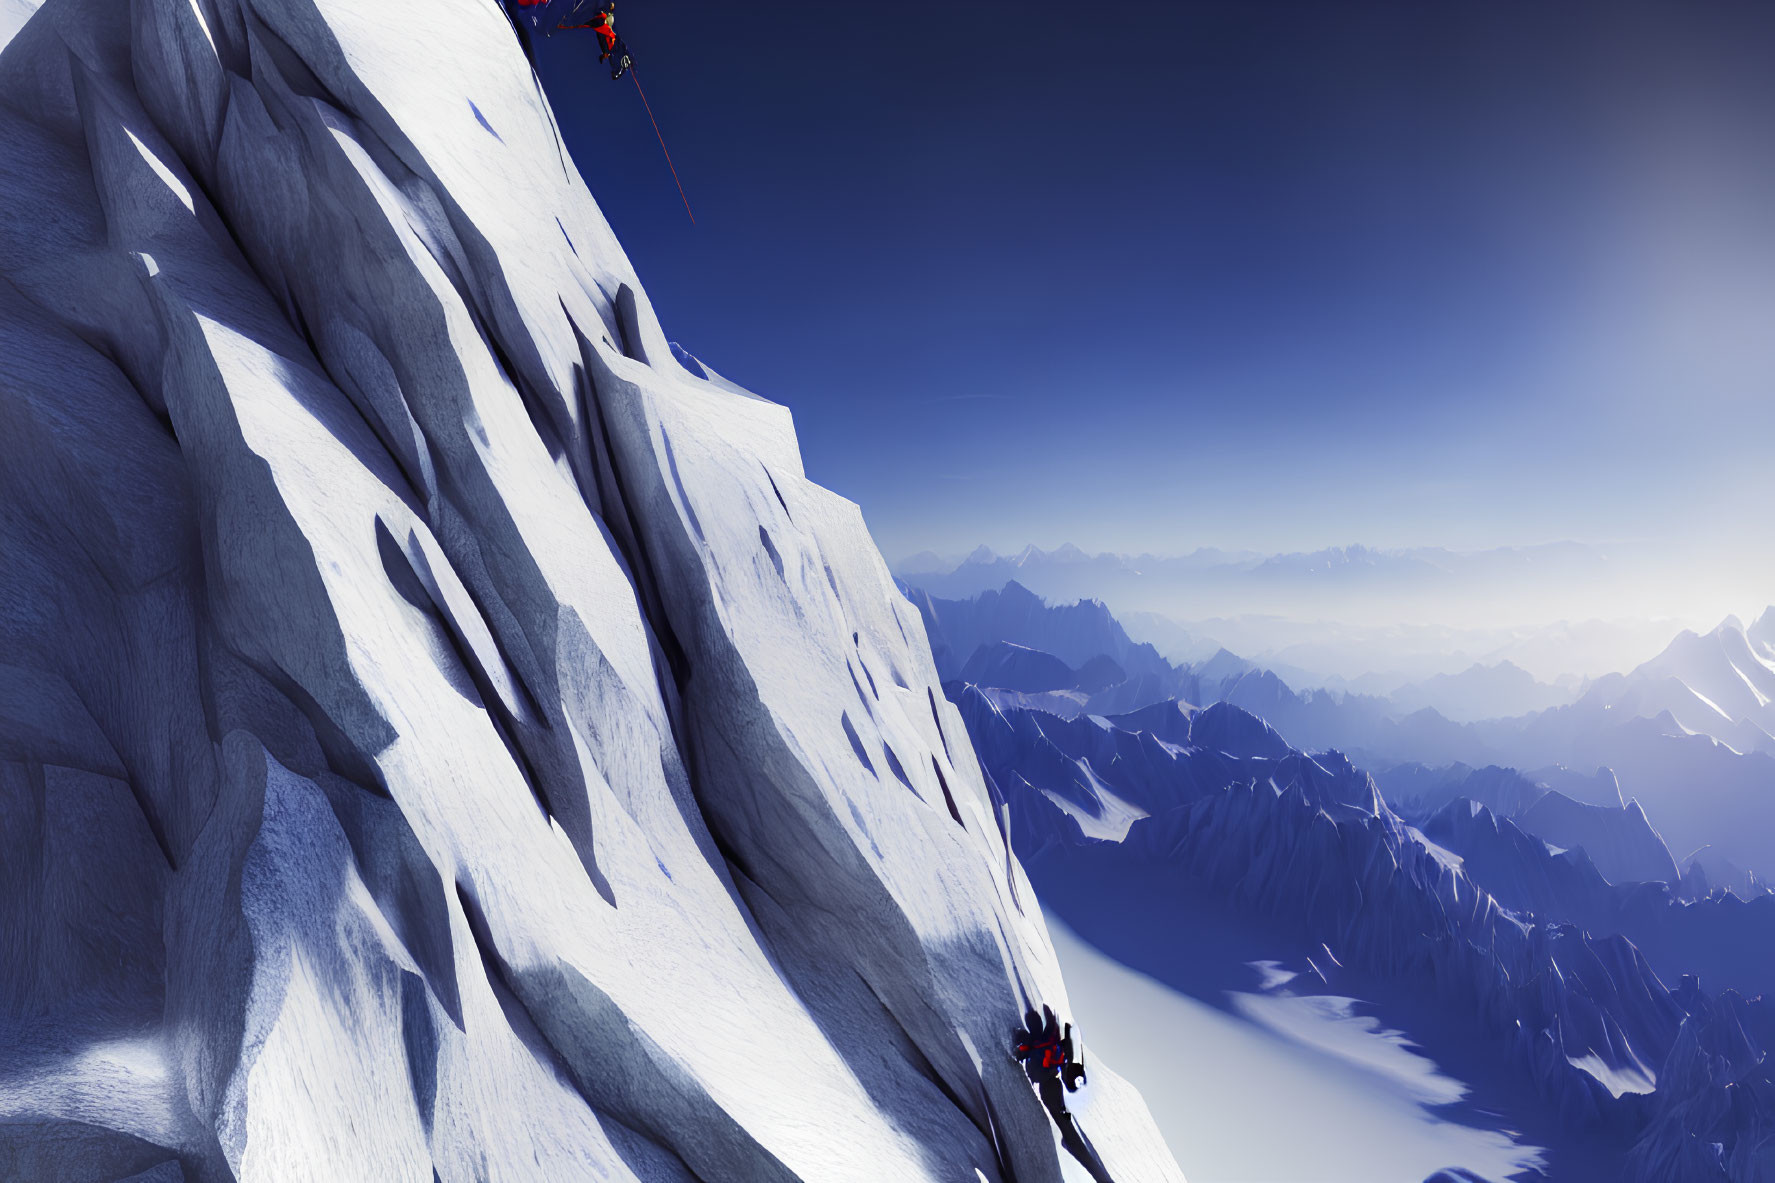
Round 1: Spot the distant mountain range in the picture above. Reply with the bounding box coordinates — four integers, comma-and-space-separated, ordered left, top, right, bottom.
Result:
1387, 659, 1578, 722
924, 605, 1775, 1181
905, 579, 1775, 881
899, 574, 1775, 1181
897, 542, 1694, 690
899, 541, 1610, 606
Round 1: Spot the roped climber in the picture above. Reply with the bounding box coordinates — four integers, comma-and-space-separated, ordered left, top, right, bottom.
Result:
503, 0, 631, 79
556, 0, 631, 79
495, 0, 694, 223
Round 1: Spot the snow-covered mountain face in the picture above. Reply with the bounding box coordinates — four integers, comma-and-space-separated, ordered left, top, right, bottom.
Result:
1580, 611, 1775, 756
0, 4, 1181, 1180
0, 0, 41, 43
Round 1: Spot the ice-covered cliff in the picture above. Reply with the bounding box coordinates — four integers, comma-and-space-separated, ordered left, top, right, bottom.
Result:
0, 2, 1181, 1179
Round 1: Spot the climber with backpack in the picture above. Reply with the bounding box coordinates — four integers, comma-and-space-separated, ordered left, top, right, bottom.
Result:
1012, 1005, 1114, 1182
495, 0, 694, 223
502, 0, 630, 78
554, 0, 631, 79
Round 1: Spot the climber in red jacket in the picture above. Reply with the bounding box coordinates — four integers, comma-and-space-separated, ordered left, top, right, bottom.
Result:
556, 1, 630, 78
505, 1, 629, 79
1013, 1006, 1114, 1182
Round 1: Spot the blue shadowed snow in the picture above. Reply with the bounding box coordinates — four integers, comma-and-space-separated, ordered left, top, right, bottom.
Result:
467, 99, 502, 142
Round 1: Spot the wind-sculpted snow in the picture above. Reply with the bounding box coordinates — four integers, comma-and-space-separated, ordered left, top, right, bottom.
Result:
0, 3, 1181, 1180
951, 681, 1775, 1179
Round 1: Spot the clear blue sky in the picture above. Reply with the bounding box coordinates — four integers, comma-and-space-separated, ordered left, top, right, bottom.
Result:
527, 0, 1775, 573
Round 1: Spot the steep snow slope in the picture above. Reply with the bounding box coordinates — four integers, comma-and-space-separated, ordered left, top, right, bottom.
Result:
0, 0, 40, 42
0, 2, 1179, 1180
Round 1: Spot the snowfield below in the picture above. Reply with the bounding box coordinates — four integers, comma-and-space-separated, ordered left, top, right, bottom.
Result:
1050, 922, 1543, 1183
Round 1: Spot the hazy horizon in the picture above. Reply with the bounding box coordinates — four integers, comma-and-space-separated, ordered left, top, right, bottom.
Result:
894, 536, 1774, 684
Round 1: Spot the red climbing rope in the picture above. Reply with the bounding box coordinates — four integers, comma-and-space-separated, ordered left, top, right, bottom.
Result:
630, 68, 695, 225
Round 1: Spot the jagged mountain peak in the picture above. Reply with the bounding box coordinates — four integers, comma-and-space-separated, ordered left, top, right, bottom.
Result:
1749, 605, 1775, 649
1584, 608, 1775, 755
